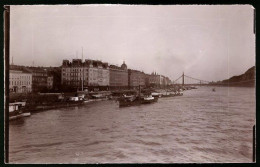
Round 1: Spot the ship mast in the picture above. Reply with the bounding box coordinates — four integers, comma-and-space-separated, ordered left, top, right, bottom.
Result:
82, 47, 84, 91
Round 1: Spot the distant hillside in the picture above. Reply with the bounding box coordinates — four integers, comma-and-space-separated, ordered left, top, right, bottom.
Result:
222, 66, 255, 87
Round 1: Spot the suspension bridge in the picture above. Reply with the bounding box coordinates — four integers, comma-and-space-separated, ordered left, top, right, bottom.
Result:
173, 73, 210, 86
173, 72, 255, 87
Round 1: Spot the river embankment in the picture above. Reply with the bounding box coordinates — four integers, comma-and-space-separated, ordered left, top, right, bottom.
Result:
9, 92, 95, 113
9, 87, 186, 113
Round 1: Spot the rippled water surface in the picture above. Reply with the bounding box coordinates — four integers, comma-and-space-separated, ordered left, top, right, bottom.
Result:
9, 87, 255, 163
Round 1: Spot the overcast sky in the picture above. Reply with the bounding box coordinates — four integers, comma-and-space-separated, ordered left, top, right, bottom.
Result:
10, 5, 255, 82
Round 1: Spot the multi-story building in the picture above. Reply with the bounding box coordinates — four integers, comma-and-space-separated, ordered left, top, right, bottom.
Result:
46, 67, 61, 91
128, 69, 146, 87
61, 59, 109, 88
9, 69, 32, 93
87, 60, 109, 86
145, 72, 160, 87
61, 59, 88, 88
25, 67, 53, 92
109, 61, 128, 87
47, 76, 53, 89
145, 72, 172, 87
165, 77, 172, 86
159, 75, 164, 86
61, 59, 171, 89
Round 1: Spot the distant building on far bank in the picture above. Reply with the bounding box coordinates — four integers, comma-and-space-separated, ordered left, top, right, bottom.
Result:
145, 72, 172, 88
109, 61, 128, 88
24, 67, 53, 92
61, 59, 86, 88
61, 59, 109, 89
10, 65, 55, 92
128, 69, 146, 87
45, 67, 61, 91
165, 77, 172, 86
146, 72, 160, 87
86, 59, 109, 86
9, 67, 32, 93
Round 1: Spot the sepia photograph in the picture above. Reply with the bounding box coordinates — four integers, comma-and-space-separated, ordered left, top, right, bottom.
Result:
5, 5, 255, 163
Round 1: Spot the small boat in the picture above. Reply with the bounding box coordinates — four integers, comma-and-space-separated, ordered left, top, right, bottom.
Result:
91, 93, 109, 99
212, 88, 216, 92
123, 94, 135, 98
151, 92, 162, 98
22, 112, 31, 117
175, 91, 183, 96
119, 95, 158, 107
143, 95, 154, 101
119, 85, 158, 107
142, 95, 158, 104
161, 91, 175, 97
83, 99, 94, 103
91, 94, 103, 98
69, 96, 80, 101
9, 102, 30, 121
9, 103, 23, 121
67, 96, 89, 106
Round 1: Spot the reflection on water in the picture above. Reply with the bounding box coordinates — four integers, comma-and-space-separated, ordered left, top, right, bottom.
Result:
9, 119, 25, 126
9, 87, 255, 163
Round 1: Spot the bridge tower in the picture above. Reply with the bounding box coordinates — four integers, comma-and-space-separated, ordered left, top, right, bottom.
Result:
182, 72, 184, 86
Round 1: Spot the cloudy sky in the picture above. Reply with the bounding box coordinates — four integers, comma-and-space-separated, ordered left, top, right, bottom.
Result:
10, 5, 255, 82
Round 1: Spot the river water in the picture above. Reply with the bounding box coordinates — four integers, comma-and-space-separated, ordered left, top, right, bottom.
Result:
9, 87, 255, 163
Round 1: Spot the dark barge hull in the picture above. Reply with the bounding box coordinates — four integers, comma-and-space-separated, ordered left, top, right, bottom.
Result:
161, 93, 183, 97
161, 94, 175, 98
9, 113, 24, 121
119, 97, 158, 107
24, 101, 85, 113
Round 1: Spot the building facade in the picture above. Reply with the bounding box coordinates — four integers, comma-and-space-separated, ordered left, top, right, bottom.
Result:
145, 72, 172, 87
87, 60, 109, 86
128, 69, 146, 87
61, 59, 88, 88
145, 72, 161, 87
109, 62, 128, 87
25, 67, 53, 92
47, 76, 53, 89
61, 59, 109, 88
46, 67, 61, 91
165, 77, 172, 86
9, 70, 32, 93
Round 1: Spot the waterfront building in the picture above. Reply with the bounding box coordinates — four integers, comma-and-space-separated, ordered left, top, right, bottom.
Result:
46, 67, 61, 91
145, 72, 172, 87
25, 67, 53, 92
9, 69, 32, 93
61, 59, 109, 88
109, 61, 128, 87
159, 75, 164, 86
145, 72, 161, 87
47, 76, 53, 89
165, 77, 172, 86
87, 60, 109, 86
145, 74, 150, 87
128, 69, 146, 87
61, 59, 88, 88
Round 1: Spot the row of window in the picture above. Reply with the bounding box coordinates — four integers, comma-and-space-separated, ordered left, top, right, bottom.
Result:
62, 73, 108, 78
10, 76, 31, 80
33, 73, 47, 76
62, 71, 108, 75
10, 81, 31, 86
62, 68, 109, 73
63, 79, 109, 83
63, 73, 88, 76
